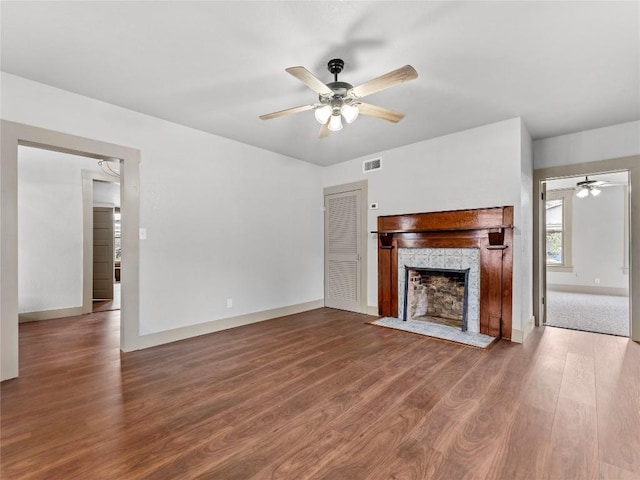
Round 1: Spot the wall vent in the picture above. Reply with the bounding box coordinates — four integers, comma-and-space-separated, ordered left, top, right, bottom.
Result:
363, 157, 382, 173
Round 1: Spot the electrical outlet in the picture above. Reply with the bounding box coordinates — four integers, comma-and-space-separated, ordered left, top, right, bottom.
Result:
226, 298, 233, 308
369, 202, 379, 210
139, 228, 147, 240
594, 278, 600, 284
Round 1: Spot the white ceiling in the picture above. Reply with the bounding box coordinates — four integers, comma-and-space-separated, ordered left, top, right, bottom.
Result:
2, 1, 638, 166
93, 180, 121, 208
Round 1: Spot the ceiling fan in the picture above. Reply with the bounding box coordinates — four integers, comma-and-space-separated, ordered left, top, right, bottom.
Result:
259, 58, 418, 138
575, 176, 626, 198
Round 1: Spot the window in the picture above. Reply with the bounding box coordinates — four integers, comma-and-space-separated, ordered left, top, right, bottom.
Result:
546, 189, 573, 271
114, 209, 121, 262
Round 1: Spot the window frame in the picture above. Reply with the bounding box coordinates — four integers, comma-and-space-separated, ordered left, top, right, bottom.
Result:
546, 188, 574, 272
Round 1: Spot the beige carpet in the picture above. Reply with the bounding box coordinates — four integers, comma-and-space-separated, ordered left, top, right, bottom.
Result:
546, 290, 629, 337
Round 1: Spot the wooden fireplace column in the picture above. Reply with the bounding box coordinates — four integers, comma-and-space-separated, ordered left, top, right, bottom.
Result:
375, 206, 514, 340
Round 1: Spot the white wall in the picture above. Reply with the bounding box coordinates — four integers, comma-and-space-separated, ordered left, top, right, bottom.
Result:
520, 120, 534, 326
533, 120, 640, 169
2, 73, 324, 335
17, 146, 103, 313
3, 72, 537, 342
547, 183, 628, 291
322, 117, 532, 334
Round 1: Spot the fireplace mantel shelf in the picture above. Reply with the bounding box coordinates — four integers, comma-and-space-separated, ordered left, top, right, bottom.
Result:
371, 224, 513, 235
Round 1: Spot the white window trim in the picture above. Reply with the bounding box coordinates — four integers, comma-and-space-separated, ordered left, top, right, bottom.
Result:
546, 188, 574, 272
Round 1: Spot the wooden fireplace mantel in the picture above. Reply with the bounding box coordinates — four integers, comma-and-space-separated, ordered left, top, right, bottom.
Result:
375, 206, 513, 340
372, 224, 512, 235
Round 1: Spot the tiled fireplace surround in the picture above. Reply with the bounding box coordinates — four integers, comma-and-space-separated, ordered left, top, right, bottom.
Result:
375, 206, 514, 340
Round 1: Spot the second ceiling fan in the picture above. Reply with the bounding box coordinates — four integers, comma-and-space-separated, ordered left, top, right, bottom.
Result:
575, 176, 626, 198
259, 58, 418, 138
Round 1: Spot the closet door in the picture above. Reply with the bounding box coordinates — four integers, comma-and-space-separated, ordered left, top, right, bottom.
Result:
324, 189, 362, 312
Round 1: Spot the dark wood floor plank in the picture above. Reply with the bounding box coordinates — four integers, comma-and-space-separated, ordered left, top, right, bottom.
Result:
423, 341, 541, 479
246, 340, 447, 480
595, 336, 640, 476
2, 309, 638, 480
304, 345, 483, 480
558, 351, 596, 407
567, 328, 596, 356
140, 336, 432, 479
544, 396, 599, 480
598, 461, 640, 480
518, 346, 565, 413
483, 403, 554, 479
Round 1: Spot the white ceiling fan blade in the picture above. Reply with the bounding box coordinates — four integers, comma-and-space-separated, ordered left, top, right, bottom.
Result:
357, 102, 405, 123
259, 104, 315, 120
286, 66, 333, 95
318, 121, 330, 138
350, 65, 418, 98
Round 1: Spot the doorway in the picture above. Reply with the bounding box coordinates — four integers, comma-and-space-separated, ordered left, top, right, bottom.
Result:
323, 180, 368, 314
543, 172, 629, 336
1, 120, 141, 381
91, 178, 122, 313
533, 155, 639, 343
17, 146, 116, 321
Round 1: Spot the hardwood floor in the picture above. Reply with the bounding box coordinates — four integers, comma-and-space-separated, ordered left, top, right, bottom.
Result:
1, 308, 639, 479
92, 282, 121, 313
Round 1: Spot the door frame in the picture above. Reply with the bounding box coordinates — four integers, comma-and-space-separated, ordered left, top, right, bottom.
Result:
1, 120, 141, 381
323, 180, 368, 314
533, 155, 639, 341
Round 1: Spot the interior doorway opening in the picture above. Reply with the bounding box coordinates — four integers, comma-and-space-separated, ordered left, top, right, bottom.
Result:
1, 120, 141, 381
92, 178, 122, 313
542, 170, 630, 337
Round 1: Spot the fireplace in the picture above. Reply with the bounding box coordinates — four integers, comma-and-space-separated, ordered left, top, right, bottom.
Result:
375, 206, 514, 340
398, 247, 481, 333
403, 267, 470, 331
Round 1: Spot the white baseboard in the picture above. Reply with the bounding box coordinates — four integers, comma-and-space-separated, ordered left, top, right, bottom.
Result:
137, 299, 325, 350
19, 306, 84, 322
511, 315, 536, 344
548, 284, 629, 297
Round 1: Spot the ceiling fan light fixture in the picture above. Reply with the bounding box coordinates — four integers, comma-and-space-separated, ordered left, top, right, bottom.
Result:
328, 113, 343, 132
260, 59, 418, 138
576, 187, 589, 198
314, 105, 332, 124
590, 187, 601, 197
341, 104, 359, 124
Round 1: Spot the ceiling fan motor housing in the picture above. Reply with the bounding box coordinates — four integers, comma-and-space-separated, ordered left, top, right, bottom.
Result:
321, 59, 355, 109
328, 58, 345, 76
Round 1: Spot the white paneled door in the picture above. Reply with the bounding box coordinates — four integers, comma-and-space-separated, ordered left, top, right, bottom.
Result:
324, 188, 363, 312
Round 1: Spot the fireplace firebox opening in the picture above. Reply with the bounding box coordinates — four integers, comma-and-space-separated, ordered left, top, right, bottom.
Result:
403, 267, 470, 332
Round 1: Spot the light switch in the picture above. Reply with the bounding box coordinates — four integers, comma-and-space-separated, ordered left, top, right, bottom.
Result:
139, 228, 147, 240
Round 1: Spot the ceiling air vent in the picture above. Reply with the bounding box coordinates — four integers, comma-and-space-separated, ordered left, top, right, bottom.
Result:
363, 157, 382, 173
